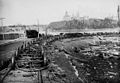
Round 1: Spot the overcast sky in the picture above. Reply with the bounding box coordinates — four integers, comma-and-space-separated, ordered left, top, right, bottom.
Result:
0, 0, 120, 25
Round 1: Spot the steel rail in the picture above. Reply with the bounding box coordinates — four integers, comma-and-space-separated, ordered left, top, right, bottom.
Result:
0, 35, 62, 83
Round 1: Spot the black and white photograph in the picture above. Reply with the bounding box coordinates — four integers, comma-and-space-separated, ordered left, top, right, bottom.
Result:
0, 0, 120, 83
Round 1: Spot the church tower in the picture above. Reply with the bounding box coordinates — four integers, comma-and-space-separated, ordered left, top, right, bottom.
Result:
63, 11, 71, 21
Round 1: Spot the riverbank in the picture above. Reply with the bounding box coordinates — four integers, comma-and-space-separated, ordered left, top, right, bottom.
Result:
48, 27, 120, 35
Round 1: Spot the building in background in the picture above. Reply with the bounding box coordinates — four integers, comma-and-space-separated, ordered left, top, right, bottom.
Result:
63, 11, 71, 21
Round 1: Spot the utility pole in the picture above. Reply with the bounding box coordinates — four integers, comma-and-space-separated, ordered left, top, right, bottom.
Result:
37, 19, 40, 38
117, 5, 120, 21
0, 18, 5, 40
45, 27, 48, 36
117, 5, 120, 27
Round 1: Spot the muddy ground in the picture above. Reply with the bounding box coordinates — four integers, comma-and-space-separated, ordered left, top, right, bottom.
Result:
1, 34, 120, 83
52, 35, 120, 83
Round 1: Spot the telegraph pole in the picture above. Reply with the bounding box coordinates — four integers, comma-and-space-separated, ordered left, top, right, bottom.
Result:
117, 5, 120, 27
37, 19, 40, 38
117, 5, 120, 21
0, 18, 5, 40
45, 27, 48, 36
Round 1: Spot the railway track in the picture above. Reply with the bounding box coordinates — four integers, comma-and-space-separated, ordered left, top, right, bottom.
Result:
0, 35, 65, 83
0, 37, 52, 83
1, 33, 118, 83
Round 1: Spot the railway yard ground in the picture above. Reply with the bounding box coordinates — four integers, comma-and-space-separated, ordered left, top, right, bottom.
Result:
0, 38, 33, 61
0, 32, 120, 83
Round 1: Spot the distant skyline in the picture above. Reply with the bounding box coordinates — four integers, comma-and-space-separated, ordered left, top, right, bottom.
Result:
0, 0, 120, 25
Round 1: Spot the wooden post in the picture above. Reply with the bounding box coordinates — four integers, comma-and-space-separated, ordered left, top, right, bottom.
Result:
37, 19, 40, 38
38, 71, 40, 83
